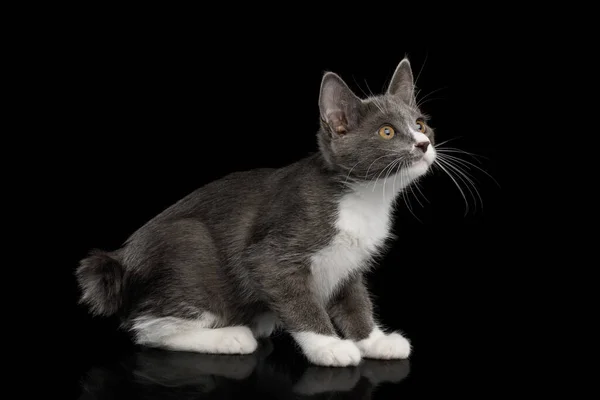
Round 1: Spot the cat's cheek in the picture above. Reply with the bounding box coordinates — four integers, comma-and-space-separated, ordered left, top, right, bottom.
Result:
356, 330, 411, 360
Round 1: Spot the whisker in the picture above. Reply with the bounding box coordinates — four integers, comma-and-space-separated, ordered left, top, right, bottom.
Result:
351, 77, 386, 114
433, 137, 463, 148
352, 77, 370, 98
364, 79, 387, 114
436, 156, 482, 212
436, 152, 500, 188
416, 86, 448, 108
343, 159, 364, 186
382, 159, 401, 200
439, 155, 485, 197
392, 158, 404, 198
417, 97, 444, 108
408, 179, 426, 208
413, 52, 428, 90
364, 154, 398, 180
433, 159, 470, 216
399, 163, 422, 222
413, 181, 430, 204
370, 158, 401, 191
435, 147, 488, 161
412, 88, 422, 108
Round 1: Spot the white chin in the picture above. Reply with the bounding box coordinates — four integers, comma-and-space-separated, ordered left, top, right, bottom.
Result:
405, 148, 435, 180
407, 160, 429, 178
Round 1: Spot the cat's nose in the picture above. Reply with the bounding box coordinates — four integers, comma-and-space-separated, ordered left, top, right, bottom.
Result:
415, 141, 430, 153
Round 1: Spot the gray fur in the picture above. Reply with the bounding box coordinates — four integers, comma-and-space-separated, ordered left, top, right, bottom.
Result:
327, 275, 376, 340
76, 57, 435, 346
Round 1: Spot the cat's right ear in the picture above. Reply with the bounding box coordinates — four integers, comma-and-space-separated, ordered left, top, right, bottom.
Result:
318, 72, 362, 135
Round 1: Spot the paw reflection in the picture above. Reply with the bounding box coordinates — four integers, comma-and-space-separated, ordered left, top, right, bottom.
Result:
78, 338, 410, 399
133, 347, 262, 383
293, 358, 410, 395
293, 366, 361, 394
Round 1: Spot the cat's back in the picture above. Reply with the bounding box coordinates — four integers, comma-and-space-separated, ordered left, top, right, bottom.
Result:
156, 154, 333, 221
119, 166, 283, 272
157, 167, 280, 220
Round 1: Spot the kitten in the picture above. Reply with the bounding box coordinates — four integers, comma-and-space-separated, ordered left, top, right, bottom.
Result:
76, 58, 436, 367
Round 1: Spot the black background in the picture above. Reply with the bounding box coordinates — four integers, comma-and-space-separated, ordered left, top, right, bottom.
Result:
52, 25, 527, 398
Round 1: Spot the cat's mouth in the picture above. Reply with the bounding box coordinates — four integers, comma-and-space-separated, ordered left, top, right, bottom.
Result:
410, 148, 436, 167
409, 155, 427, 165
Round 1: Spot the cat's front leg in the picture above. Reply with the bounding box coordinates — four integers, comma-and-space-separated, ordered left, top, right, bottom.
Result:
328, 275, 411, 360
261, 265, 362, 367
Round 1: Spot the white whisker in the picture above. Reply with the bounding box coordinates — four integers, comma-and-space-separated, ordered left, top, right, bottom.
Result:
343, 159, 364, 186
370, 158, 401, 192
408, 179, 425, 208
435, 147, 487, 161
413, 181, 430, 204
436, 156, 482, 211
413, 53, 428, 91
364, 79, 387, 114
416, 86, 448, 108
435, 151, 500, 187
364, 154, 398, 180
381, 158, 401, 201
417, 97, 444, 107
433, 137, 463, 148
433, 159, 470, 216
400, 163, 421, 222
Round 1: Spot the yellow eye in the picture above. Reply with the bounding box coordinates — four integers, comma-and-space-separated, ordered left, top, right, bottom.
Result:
416, 119, 426, 133
378, 125, 395, 139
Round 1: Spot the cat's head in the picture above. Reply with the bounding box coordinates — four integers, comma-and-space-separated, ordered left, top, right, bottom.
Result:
317, 58, 436, 185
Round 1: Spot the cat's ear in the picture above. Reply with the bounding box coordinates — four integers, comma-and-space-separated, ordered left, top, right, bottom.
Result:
387, 58, 415, 105
319, 72, 362, 135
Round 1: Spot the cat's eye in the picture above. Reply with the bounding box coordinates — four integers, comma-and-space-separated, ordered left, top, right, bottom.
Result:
378, 125, 395, 139
416, 119, 426, 133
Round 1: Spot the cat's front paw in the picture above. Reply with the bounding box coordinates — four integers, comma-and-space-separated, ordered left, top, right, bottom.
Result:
307, 339, 362, 367
357, 332, 411, 360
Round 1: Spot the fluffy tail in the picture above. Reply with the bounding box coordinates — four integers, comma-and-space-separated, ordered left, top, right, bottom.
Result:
75, 249, 125, 317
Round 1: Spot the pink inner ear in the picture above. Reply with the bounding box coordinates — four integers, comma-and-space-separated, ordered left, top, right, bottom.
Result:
328, 110, 348, 134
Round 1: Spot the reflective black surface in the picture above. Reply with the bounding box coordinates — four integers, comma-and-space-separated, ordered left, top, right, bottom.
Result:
71, 309, 505, 399
75, 334, 415, 399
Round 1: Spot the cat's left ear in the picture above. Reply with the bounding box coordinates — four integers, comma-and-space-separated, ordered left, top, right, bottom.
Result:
387, 58, 415, 105
319, 72, 362, 135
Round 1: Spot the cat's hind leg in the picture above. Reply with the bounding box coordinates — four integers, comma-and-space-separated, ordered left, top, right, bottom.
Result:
251, 312, 281, 338
131, 314, 258, 354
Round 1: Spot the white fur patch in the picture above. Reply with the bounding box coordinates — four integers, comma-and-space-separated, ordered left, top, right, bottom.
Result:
410, 128, 430, 143
356, 327, 411, 359
131, 313, 258, 354
132, 312, 220, 344
292, 332, 362, 367
356, 326, 385, 348
310, 150, 435, 303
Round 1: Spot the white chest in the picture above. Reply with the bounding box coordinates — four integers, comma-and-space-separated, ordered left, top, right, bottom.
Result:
310, 183, 398, 303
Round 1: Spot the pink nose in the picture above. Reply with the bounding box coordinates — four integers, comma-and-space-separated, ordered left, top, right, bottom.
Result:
415, 141, 430, 152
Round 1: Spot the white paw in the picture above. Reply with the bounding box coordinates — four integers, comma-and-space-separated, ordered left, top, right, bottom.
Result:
357, 332, 411, 359
306, 339, 362, 367
215, 326, 258, 354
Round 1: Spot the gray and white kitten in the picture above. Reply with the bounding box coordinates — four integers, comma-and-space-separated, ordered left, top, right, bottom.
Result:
76, 58, 436, 367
